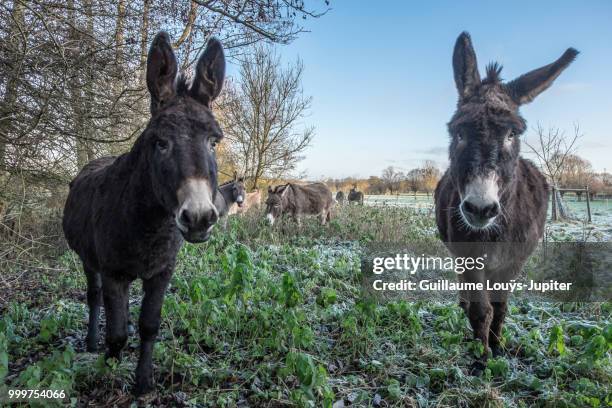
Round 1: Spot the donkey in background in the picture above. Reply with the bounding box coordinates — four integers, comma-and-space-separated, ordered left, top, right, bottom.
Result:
214, 173, 246, 228
63, 32, 225, 394
265, 183, 334, 226
347, 187, 364, 205
335, 190, 345, 205
435, 32, 577, 373
215, 172, 246, 216
229, 188, 262, 215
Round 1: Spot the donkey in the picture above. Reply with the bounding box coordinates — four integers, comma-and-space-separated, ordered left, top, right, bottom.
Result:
230, 188, 262, 215
214, 173, 246, 217
265, 183, 333, 226
62, 32, 225, 394
347, 187, 364, 205
335, 190, 345, 205
214, 174, 246, 228
435, 32, 577, 373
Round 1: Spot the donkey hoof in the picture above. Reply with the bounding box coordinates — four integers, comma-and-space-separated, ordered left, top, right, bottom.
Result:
469, 360, 486, 376
85, 335, 98, 352
491, 344, 504, 358
135, 377, 155, 396
127, 322, 135, 336
104, 350, 122, 363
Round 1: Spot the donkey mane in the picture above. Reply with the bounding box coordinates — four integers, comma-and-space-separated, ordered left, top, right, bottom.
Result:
274, 183, 291, 193
483, 62, 503, 84
219, 179, 236, 187
175, 73, 192, 97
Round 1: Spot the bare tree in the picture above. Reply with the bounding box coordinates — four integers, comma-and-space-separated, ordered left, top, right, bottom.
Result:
525, 123, 582, 219
420, 160, 440, 198
0, 0, 329, 182
381, 166, 402, 194
559, 154, 594, 201
406, 168, 423, 198
220, 46, 314, 189
0, 0, 329, 253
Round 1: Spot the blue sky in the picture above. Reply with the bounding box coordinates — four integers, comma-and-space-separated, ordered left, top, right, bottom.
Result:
238, 1, 612, 179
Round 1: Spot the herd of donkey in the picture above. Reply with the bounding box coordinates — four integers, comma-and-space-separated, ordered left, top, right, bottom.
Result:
61, 30, 578, 394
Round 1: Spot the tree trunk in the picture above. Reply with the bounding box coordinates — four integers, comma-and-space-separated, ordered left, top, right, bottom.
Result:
139, 0, 151, 87
66, 0, 88, 170
174, 1, 198, 49
83, 0, 94, 163
111, 0, 126, 145
0, 0, 25, 172
115, 0, 126, 70
553, 188, 571, 220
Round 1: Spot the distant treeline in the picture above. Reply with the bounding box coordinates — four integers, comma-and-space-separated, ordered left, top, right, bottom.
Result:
320, 156, 612, 198
322, 162, 442, 196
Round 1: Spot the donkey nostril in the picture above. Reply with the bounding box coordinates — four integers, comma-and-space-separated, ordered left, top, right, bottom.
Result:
208, 210, 218, 224
462, 201, 478, 216
462, 200, 499, 221
482, 203, 500, 218
179, 210, 193, 227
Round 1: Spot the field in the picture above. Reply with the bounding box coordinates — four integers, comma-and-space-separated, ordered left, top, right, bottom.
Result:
364, 194, 612, 242
1, 205, 610, 407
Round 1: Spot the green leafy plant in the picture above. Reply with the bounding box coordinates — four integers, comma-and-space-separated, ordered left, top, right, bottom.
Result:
548, 324, 566, 356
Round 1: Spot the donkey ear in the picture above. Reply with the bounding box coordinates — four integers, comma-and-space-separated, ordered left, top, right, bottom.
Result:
453, 32, 481, 100
507, 48, 578, 105
190, 37, 225, 107
146, 32, 178, 114
233, 171, 237, 181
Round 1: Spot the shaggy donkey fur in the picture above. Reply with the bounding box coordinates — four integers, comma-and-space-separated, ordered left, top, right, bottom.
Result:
63, 32, 225, 394
435, 32, 577, 373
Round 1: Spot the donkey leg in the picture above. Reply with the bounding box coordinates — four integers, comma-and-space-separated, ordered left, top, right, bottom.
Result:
489, 295, 509, 357
458, 289, 469, 314
319, 211, 327, 225
102, 276, 129, 360
85, 267, 102, 352
135, 270, 171, 395
467, 299, 493, 375
127, 301, 135, 336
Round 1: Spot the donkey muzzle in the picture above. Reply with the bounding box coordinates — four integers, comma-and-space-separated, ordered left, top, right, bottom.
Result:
176, 178, 219, 242
266, 213, 275, 225
460, 199, 500, 228
460, 174, 500, 229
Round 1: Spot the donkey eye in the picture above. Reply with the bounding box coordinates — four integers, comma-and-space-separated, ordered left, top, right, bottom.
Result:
507, 131, 515, 140
155, 139, 169, 151
457, 132, 464, 141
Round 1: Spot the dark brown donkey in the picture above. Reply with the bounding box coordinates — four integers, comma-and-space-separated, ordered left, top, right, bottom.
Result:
265, 182, 334, 226
435, 32, 577, 373
215, 174, 246, 215
347, 187, 364, 205
335, 190, 345, 205
63, 32, 225, 394
214, 174, 246, 228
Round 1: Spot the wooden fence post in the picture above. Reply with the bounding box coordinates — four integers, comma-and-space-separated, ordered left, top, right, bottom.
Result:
551, 185, 557, 221
585, 185, 591, 223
